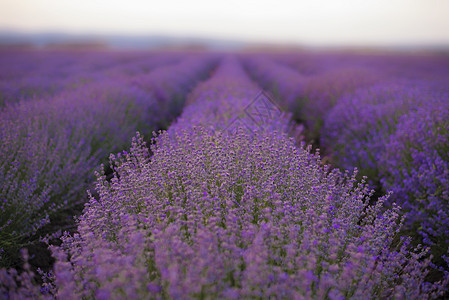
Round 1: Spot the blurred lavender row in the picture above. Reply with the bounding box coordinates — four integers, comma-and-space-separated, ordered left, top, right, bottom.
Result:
0, 50, 185, 107
0, 51, 218, 268
242, 53, 382, 141
323, 79, 449, 262
244, 51, 449, 267
31, 56, 448, 299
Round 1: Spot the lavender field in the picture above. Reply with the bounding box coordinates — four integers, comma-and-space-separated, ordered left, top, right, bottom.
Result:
1, 49, 449, 299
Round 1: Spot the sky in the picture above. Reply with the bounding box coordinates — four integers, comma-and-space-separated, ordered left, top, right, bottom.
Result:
1, 0, 448, 47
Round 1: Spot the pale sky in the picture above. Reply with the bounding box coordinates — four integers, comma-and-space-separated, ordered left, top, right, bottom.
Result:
1, 0, 448, 46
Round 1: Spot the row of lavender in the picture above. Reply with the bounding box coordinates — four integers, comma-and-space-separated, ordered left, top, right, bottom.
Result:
0, 51, 218, 269
5, 56, 447, 298
0, 50, 184, 107
243, 52, 449, 266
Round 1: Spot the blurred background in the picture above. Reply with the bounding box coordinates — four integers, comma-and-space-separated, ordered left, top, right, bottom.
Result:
0, 0, 448, 51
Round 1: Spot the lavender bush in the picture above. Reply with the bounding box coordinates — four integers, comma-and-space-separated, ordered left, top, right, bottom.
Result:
300, 67, 380, 141
49, 133, 448, 298
321, 79, 449, 274
0, 84, 154, 267
381, 101, 449, 253
321, 82, 439, 181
